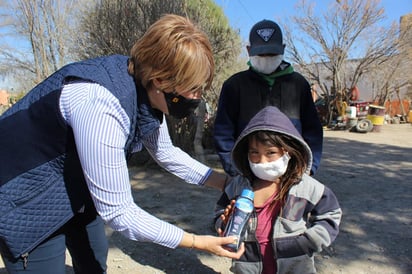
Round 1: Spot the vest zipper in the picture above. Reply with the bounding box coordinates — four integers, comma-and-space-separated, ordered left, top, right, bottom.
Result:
21, 252, 29, 269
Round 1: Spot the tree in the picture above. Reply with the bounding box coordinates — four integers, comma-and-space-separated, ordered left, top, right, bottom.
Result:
366, 14, 412, 105
77, 0, 242, 160
183, 0, 242, 111
76, 0, 242, 111
283, 0, 409, 124
0, 0, 243, 160
0, 0, 81, 91
167, 0, 242, 158
74, 0, 185, 59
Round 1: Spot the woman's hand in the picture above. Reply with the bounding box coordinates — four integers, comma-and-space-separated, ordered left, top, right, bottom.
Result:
180, 231, 244, 259
194, 235, 245, 259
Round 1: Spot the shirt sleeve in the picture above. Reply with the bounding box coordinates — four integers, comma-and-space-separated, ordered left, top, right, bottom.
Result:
59, 82, 184, 248
299, 80, 323, 175
142, 116, 211, 185
275, 183, 341, 258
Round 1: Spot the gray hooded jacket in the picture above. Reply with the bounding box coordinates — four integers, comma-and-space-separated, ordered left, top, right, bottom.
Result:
214, 106, 342, 274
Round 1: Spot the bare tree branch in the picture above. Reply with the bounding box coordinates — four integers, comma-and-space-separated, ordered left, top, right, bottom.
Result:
283, 0, 409, 124
0, 0, 81, 90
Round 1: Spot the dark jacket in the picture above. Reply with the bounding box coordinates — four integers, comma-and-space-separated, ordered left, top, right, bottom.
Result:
213, 62, 323, 176
214, 106, 341, 274
0, 55, 159, 259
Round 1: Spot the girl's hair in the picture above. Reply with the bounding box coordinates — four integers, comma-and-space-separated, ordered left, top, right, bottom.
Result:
128, 14, 214, 94
234, 131, 309, 203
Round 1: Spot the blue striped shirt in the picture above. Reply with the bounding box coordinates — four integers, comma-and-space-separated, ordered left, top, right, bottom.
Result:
59, 81, 211, 248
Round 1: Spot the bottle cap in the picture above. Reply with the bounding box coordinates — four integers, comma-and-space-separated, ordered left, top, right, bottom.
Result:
241, 189, 254, 200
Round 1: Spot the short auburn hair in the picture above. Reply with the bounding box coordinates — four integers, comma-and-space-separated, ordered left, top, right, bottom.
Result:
128, 14, 214, 94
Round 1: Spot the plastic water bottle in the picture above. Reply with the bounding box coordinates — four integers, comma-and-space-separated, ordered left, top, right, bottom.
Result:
223, 189, 254, 251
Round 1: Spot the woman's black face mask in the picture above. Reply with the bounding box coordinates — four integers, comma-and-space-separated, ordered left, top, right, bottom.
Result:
163, 92, 201, 119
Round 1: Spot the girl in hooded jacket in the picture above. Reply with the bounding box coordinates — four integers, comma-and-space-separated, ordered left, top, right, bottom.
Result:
214, 106, 342, 274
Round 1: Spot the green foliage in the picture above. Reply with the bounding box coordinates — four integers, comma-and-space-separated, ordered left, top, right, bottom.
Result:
4, 0, 245, 157
11, 91, 26, 103
75, 0, 186, 59
77, 0, 243, 111
183, 0, 242, 110
76, 0, 244, 154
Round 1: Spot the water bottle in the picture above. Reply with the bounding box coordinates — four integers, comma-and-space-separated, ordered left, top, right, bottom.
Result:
223, 189, 254, 251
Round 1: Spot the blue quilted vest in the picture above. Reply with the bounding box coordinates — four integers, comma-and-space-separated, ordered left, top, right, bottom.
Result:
0, 55, 160, 259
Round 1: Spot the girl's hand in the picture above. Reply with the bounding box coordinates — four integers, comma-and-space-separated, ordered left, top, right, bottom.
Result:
217, 199, 236, 236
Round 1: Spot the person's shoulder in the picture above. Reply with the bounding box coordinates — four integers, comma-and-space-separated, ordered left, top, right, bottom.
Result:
288, 69, 309, 83
283, 69, 307, 81
226, 68, 255, 80
281, 72, 310, 90
225, 175, 252, 199
278, 61, 307, 79
103, 54, 129, 63
290, 174, 325, 200
223, 69, 260, 87
292, 71, 308, 80
301, 173, 323, 186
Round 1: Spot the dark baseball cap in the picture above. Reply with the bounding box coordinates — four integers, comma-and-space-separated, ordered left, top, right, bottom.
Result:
248, 19, 284, 56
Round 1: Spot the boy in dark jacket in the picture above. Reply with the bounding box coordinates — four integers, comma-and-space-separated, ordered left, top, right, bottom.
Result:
214, 19, 323, 176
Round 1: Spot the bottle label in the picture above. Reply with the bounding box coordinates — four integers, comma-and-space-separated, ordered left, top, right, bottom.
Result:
226, 209, 248, 235
224, 208, 251, 251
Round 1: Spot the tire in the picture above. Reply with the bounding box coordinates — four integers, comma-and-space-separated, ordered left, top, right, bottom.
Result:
356, 119, 373, 133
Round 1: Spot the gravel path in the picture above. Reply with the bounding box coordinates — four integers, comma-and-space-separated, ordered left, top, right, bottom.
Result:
1, 124, 411, 274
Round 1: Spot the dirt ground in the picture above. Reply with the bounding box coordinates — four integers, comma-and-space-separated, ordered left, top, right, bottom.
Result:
1, 123, 411, 274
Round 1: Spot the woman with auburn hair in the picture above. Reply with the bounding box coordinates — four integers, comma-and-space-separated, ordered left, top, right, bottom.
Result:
0, 14, 243, 274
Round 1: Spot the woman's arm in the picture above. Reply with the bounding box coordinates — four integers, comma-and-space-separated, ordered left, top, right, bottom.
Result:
62, 82, 245, 259
142, 116, 228, 190
179, 232, 244, 259
62, 82, 184, 248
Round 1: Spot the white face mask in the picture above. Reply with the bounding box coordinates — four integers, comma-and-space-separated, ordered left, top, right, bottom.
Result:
249, 153, 290, 181
249, 55, 283, 74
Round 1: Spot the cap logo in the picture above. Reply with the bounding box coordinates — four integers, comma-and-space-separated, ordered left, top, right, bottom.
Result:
256, 28, 274, 42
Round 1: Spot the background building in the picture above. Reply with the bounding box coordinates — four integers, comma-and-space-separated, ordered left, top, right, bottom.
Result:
0, 90, 9, 106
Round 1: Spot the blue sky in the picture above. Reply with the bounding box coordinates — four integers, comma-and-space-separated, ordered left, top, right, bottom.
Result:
214, 0, 412, 42
1, 0, 411, 91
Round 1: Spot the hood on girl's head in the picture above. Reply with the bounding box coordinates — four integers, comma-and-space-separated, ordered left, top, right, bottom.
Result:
231, 106, 313, 174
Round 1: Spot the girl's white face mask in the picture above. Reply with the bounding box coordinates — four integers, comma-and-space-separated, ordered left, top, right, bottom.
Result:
249, 153, 290, 181
249, 55, 283, 74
